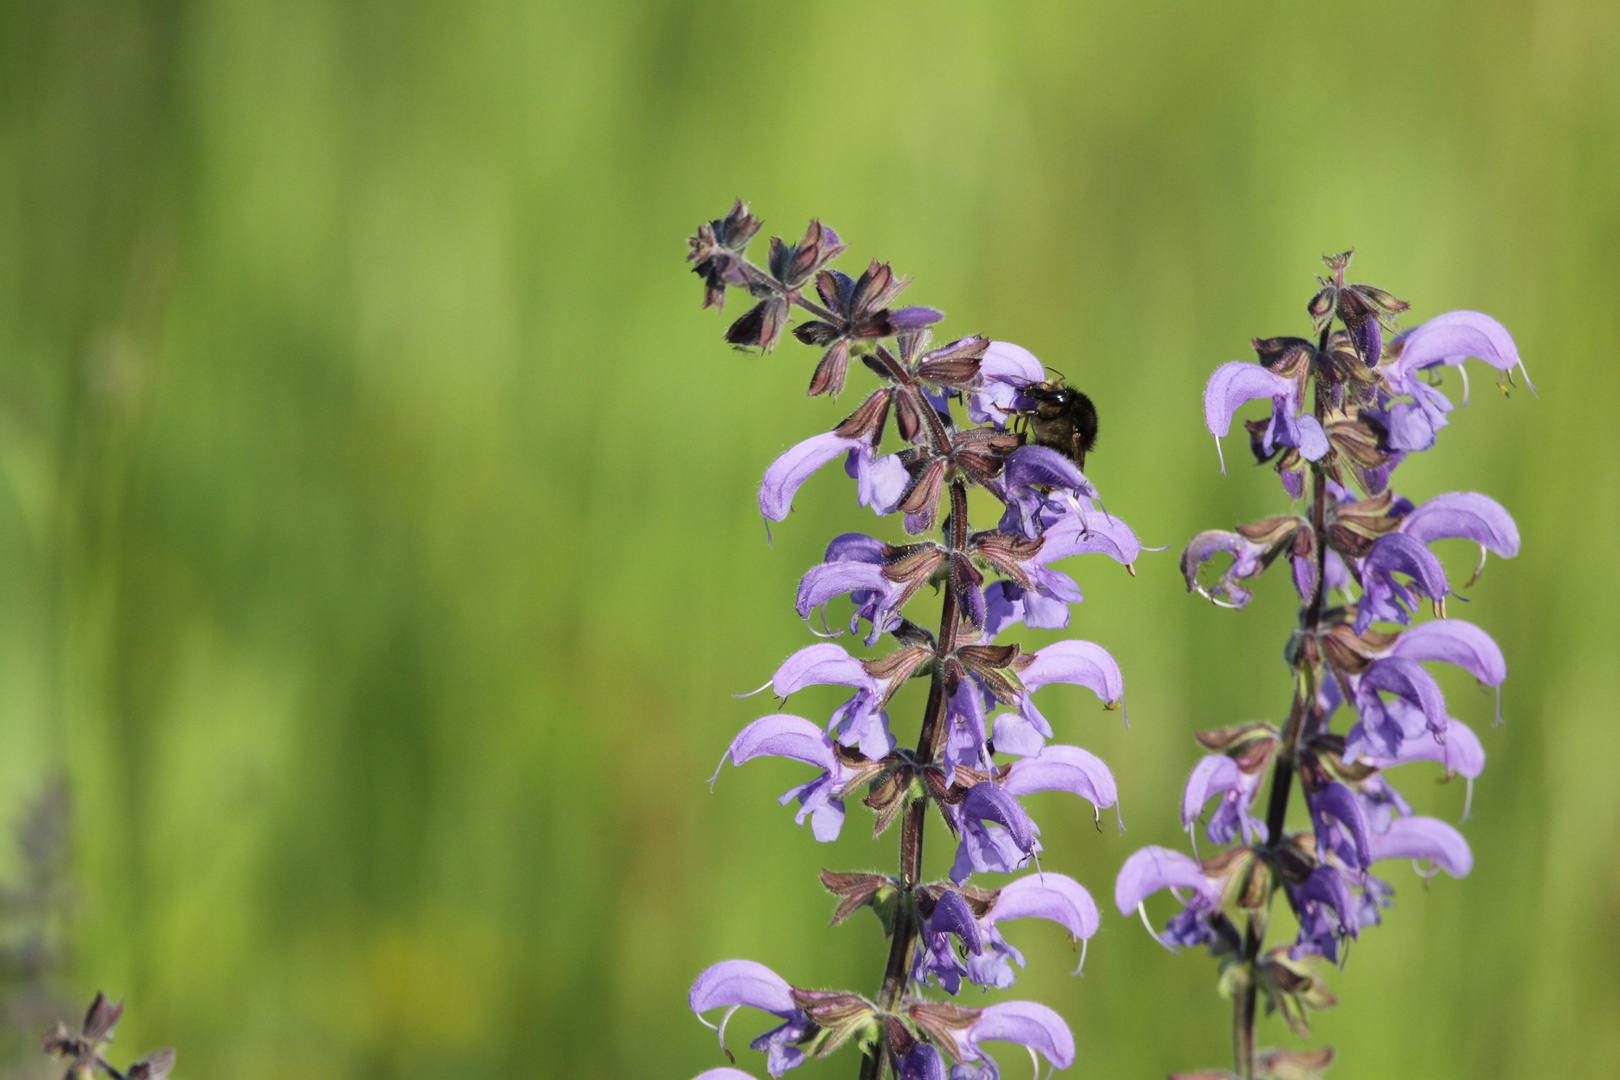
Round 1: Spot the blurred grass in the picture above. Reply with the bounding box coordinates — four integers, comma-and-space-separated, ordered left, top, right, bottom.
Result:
0, 1, 1616, 1077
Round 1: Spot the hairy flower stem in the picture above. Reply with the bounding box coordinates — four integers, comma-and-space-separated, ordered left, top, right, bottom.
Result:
859, 481, 972, 1080
1233, 342, 1333, 1078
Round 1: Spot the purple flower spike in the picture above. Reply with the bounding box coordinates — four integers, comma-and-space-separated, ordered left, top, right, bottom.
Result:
1355, 532, 1450, 633
1204, 361, 1299, 472
1003, 744, 1119, 814
950, 782, 1039, 884
760, 432, 863, 521
959, 1001, 1076, 1073
690, 959, 811, 1077
1114, 846, 1218, 916
1369, 815, 1474, 878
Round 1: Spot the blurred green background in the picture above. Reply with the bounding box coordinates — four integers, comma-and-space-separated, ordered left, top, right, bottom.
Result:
0, 1, 1615, 1078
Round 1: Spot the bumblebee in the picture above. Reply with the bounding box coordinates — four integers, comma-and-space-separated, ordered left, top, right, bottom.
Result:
1012, 374, 1099, 470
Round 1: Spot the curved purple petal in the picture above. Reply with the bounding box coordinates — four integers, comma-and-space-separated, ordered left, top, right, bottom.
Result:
1366, 533, 1450, 598
989, 872, 1100, 941
1392, 310, 1530, 392
760, 431, 862, 521
726, 714, 839, 773
690, 959, 797, 1017
1019, 640, 1124, 705
1114, 846, 1216, 915
1401, 492, 1520, 558
693, 1070, 762, 1080
928, 890, 984, 955
1389, 619, 1506, 686
771, 643, 877, 697
960, 783, 1036, 852
1310, 782, 1373, 869
1039, 509, 1143, 566
1369, 815, 1473, 877
823, 532, 886, 563
795, 561, 892, 618
1002, 744, 1118, 810
1003, 445, 1097, 498
1205, 360, 1295, 439
1181, 755, 1242, 830
964, 1001, 1075, 1070
1367, 718, 1486, 779
1361, 656, 1449, 733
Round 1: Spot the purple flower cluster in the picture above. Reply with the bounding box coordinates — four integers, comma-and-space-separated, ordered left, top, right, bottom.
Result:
685, 203, 1140, 1080
1120, 251, 1525, 1079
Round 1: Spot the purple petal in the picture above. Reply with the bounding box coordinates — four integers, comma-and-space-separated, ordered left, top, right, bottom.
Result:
1393, 310, 1530, 392
1019, 640, 1124, 705
760, 431, 861, 521
1002, 744, 1117, 810
1361, 656, 1450, 733
1367, 719, 1486, 779
1366, 533, 1451, 599
690, 959, 797, 1017
771, 643, 876, 697
1205, 360, 1295, 440
693, 1071, 762, 1080
795, 561, 891, 618
898, 1044, 946, 1080
929, 890, 984, 954
990, 711, 1047, 757
989, 873, 1100, 941
847, 447, 909, 514
890, 305, 945, 331
1369, 815, 1473, 877
1295, 413, 1329, 461
1003, 445, 1097, 498
970, 341, 1045, 426
1181, 755, 1243, 830
1389, 619, 1506, 686
1401, 492, 1520, 557
823, 532, 886, 564
960, 783, 1037, 852
1114, 846, 1215, 914
1038, 510, 1143, 566
1311, 782, 1373, 869
726, 714, 838, 773
965, 1001, 1075, 1070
